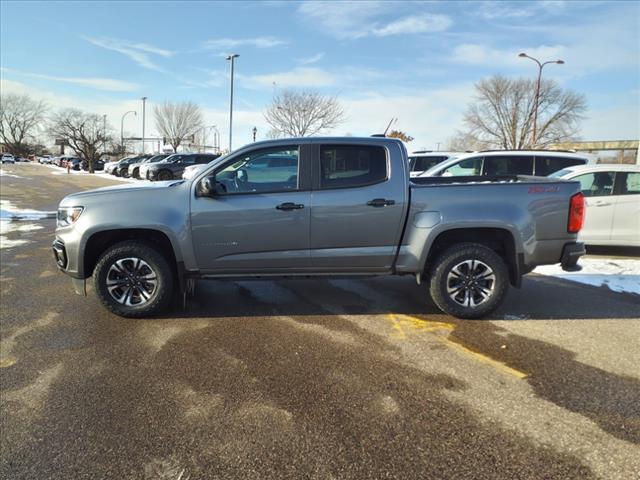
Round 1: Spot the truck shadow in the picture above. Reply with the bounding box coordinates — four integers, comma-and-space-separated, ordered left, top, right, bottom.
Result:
170, 274, 640, 321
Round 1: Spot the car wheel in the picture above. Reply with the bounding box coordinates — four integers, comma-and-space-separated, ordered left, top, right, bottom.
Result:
94, 241, 174, 318
132, 169, 139, 179
428, 242, 509, 319
158, 170, 172, 181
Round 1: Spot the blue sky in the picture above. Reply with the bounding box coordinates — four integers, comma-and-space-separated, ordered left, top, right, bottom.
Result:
1, 0, 638, 151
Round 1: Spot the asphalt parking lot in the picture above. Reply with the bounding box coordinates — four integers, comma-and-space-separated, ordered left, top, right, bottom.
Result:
1, 163, 639, 479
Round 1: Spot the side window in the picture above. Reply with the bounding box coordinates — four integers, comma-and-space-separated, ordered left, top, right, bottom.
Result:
215, 146, 299, 194
442, 157, 482, 176
319, 145, 387, 189
483, 156, 533, 175
410, 156, 448, 172
620, 172, 640, 195
535, 156, 585, 176
197, 155, 213, 164
181, 156, 196, 165
574, 172, 615, 197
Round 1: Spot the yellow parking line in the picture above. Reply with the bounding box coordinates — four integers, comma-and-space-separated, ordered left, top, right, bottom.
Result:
387, 313, 527, 379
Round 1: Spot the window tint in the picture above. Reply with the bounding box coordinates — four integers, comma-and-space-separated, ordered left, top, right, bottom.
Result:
535, 156, 585, 176
442, 157, 482, 176
483, 156, 533, 175
215, 146, 299, 194
196, 155, 215, 164
319, 145, 387, 189
621, 172, 640, 195
409, 156, 448, 172
573, 172, 615, 197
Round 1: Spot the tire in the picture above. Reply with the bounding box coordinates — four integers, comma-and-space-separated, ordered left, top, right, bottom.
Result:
94, 240, 174, 318
428, 242, 509, 319
132, 168, 139, 179
158, 170, 172, 181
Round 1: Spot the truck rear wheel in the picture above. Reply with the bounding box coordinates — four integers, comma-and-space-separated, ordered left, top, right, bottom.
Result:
94, 240, 174, 318
428, 243, 508, 319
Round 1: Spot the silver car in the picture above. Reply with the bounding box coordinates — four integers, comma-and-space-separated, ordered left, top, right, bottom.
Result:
551, 164, 640, 247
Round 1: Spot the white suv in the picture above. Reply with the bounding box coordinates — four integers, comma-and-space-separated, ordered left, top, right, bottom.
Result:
422, 150, 591, 177
408, 151, 462, 177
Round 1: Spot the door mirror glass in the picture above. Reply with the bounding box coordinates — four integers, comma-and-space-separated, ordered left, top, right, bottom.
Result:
197, 175, 217, 197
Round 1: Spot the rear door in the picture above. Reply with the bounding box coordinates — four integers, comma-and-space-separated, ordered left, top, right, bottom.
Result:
482, 155, 534, 175
309, 143, 407, 271
572, 171, 616, 243
611, 172, 640, 245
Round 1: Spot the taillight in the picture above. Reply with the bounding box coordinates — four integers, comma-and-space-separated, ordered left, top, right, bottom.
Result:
568, 192, 585, 233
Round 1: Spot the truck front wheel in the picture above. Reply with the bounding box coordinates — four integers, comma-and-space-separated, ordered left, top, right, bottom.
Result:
428, 243, 508, 319
94, 241, 174, 318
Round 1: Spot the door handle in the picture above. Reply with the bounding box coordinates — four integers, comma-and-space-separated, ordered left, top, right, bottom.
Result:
593, 201, 611, 207
367, 198, 396, 207
276, 202, 304, 211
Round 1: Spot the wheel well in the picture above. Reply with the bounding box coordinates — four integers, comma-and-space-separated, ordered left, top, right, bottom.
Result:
425, 228, 520, 286
83, 229, 177, 278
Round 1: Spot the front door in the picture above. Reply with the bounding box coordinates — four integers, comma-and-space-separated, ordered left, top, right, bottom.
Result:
611, 172, 640, 245
191, 144, 312, 273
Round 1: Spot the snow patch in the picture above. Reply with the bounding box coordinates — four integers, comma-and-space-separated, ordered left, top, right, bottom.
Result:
0, 199, 54, 249
535, 258, 640, 295
0, 170, 23, 179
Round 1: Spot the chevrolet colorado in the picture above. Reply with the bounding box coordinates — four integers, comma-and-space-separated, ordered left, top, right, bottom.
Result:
53, 137, 585, 319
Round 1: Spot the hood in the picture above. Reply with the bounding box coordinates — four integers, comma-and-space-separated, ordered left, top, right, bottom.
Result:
62, 180, 186, 201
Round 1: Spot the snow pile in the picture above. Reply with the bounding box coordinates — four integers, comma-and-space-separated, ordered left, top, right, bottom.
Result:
0, 170, 24, 179
535, 258, 640, 295
0, 199, 55, 249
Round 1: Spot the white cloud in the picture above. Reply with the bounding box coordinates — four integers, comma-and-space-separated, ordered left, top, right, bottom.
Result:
473, 0, 566, 20
201, 37, 287, 50
298, 52, 325, 65
452, 44, 565, 67
239, 67, 336, 89
298, 1, 451, 39
83, 36, 174, 71
1, 68, 139, 92
372, 14, 452, 37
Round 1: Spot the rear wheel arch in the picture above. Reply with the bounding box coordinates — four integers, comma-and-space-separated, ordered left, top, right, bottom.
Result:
424, 227, 521, 287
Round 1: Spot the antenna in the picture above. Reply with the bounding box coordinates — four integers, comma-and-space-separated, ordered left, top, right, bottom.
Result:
383, 117, 397, 136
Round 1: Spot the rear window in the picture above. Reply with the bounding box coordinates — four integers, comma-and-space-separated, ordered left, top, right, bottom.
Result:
320, 145, 387, 189
409, 156, 448, 172
483, 156, 534, 175
621, 172, 640, 195
535, 156, 585, 176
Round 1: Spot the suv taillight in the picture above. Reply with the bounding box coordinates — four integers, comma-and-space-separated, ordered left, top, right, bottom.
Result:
568, 192, 585, 233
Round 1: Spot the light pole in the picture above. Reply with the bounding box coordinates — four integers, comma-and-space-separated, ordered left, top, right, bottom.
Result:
103, 114, 107, 156
518, 53, 564, 146
226, 53, 239, 152
121, 110, 136, 152
141, 96, 148, 154
252, 126, 257, 142
211, 125, 220, 153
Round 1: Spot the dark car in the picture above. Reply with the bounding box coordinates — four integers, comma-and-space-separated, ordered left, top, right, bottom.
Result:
82, 159, 105, 171
128, 154, 170, 179
114, 155, 152, 177
147, 153, 220, 181
66, 157, 82, 170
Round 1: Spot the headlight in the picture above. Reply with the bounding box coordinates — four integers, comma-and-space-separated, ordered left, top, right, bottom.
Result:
57, 206, 84, 227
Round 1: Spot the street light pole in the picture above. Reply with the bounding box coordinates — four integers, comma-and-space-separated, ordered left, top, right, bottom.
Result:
226, 54, 239, 152
141, 96, 148, 154
252, 126, 257, 142
518, 53, 564, 146
120, 110, 136, 152
103, 114, 107, 156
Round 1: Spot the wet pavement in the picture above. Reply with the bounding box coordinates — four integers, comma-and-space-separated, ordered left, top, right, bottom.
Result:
1, 163, 639, 479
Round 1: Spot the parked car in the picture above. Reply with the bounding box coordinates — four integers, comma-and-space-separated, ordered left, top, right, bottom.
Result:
53, 137, 585, 319
68, 158, 82, 170
104, 157, 129, 175
147, 153, 219, 181
128, 154, 171, 179
1, 154, 15, 164
550, 164, 640, 247
115, 155, 152, 177
39, 155, 54, 164
409, 151, 462, 177
81, 159, 105, 171
421, 150, 591, 177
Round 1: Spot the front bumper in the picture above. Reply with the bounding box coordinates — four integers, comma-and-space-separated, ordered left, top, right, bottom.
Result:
560, 242, 585, 272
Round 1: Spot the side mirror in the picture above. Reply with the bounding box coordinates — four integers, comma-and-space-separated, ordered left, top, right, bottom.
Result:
196, 175, 216, 197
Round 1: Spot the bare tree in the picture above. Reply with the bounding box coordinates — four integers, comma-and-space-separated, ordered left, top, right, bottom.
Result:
0, 93, 48, 155
153, 101, 203, 153
446, 131, 491, 152
264, 89, 345, 137
48, 109, 112, 173
460, 75, 586, 149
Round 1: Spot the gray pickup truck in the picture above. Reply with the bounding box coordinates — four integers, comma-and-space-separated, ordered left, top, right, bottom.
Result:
53, 137, 586, 319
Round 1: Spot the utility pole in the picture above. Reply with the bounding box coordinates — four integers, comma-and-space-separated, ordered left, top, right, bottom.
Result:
252, 126, 257, 142
103, 114, 107, 156
226, 54, 239, 152
141, 96, 147, 154
120, 110, 136, 153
